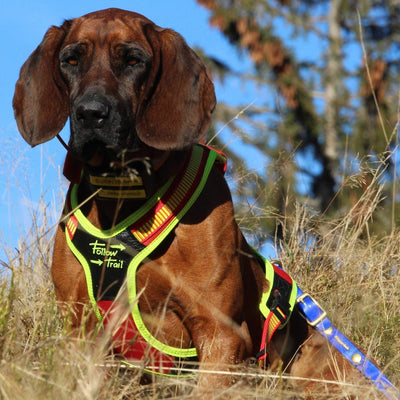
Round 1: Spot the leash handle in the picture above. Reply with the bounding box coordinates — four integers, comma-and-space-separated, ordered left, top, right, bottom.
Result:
296, 287, 400, 400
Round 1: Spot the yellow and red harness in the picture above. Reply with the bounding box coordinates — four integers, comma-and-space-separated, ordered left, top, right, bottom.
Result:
63, 144, 297, 375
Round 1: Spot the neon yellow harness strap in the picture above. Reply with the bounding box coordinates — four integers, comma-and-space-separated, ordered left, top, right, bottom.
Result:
127, 147, 218, 358
66, 218, 102, 321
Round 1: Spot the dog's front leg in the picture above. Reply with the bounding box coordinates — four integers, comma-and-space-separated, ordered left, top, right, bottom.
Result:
197, 328, 251, 400
188, 306, 251, 397
52, 225, 98, 336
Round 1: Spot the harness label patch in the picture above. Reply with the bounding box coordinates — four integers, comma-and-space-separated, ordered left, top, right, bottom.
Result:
69, 227, 138, 300
89, 240, 127, 269
90, 258, 124, 269
89, 240, 125, 257
89, 175, 143, 186
98, 189, 147, 199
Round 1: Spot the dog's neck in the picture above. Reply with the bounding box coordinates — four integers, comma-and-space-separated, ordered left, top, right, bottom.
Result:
75, 150, 188, 230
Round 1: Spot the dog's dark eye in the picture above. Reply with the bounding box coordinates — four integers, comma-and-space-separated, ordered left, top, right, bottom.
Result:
121, 46, 149, 68
60, 44, 86, 71
125, 52, 147, 69
126, 57, 140, 67
60, 55, 80, 72
113, 44, 149, 75
65, 57, 79, 67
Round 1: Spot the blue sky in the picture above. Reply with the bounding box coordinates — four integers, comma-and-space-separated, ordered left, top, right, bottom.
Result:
0, 1, 364, 264
0, 0, 268, 264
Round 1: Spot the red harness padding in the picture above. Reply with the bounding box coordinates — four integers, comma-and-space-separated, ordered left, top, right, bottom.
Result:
98, 300, 176, 373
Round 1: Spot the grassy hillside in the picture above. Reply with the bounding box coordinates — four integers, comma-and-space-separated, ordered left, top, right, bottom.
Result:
0, 169, 399, 399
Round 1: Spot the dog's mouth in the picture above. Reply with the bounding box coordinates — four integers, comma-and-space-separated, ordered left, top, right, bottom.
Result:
71, 136, 138, 167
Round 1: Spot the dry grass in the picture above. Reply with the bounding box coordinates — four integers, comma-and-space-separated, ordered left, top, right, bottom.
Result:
0, 147, 399, 399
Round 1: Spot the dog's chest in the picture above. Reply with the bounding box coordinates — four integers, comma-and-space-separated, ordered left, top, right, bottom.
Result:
60, 145, 226, 372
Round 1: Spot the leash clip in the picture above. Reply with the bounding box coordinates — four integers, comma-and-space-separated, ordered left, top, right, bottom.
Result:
296, 292, 327, 327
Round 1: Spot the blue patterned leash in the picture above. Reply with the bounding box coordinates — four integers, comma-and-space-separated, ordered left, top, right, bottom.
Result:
296, 287, 399, 399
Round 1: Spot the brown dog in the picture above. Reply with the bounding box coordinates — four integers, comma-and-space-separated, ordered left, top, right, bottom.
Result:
13, 8, 362, 396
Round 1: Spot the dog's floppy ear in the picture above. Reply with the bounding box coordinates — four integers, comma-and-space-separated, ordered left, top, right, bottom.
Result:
136, 26, 216, 150
13, 20, 72, 147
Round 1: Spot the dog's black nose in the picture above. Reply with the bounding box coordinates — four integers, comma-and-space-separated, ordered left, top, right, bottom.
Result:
76, 100, 110, 129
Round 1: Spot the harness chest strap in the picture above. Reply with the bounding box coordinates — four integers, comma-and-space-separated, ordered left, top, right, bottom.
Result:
124, 145, 222, 360
64, 145, 226, 374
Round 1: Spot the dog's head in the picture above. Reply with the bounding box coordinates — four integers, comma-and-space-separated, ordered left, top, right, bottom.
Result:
13, 8, 216, 167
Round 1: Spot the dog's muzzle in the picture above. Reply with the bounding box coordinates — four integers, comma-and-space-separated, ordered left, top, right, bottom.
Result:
75, 98, 111, 130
